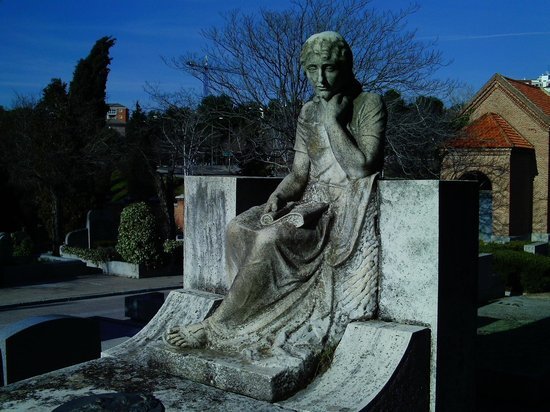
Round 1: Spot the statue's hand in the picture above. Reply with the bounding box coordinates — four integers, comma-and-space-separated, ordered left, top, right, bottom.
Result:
265, 193, 283, 213
321, 93, 350, 125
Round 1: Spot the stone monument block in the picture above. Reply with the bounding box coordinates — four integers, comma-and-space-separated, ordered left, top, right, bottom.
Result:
0, 315, 101, 385
524, 241, 548, 255
87, 209, 119, 248
478, 253, 505, 303
183, 176, 281, 293
378, 180, 478, 412
125, 292, 165, 323
280, 321, 430, 411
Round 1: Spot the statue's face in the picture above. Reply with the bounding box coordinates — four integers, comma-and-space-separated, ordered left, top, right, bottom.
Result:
304, 53, 346, 101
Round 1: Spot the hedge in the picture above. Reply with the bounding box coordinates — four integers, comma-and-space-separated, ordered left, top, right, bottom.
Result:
480, 242, 550, 293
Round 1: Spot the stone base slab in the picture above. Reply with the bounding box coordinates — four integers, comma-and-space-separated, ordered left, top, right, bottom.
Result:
148, 343, 306, 402
1, 321, 430, 411
0, 357, 287, 412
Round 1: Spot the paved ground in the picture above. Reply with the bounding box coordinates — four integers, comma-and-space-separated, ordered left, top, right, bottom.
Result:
0, 273, 182, 309
476, 293, 550, 411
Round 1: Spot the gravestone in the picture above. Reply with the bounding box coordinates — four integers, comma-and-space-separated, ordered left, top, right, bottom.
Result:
478, 253, 505, 302
87, 209, 119, 248
64, 208, 120, 249
0, 232, 12, 265
0, 315, 101, 385
125, 292, 165, 323
524, 241, 548, 255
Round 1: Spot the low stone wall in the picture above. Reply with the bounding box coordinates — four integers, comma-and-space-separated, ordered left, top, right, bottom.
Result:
60, 252, 178, 279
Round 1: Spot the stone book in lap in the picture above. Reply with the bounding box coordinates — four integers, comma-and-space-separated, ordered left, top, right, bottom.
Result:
260, 201, 329, 227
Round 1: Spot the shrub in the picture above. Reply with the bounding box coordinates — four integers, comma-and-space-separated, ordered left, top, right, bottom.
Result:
163, 239, 183, 255
116, 202, 161, 266
63, 246, 119, 265
487, 247, 550, 294
162, 239, 183, 265
11, 231, 33, 257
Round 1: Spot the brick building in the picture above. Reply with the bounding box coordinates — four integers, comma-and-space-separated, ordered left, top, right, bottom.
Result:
106, 103, 129, 136
441, 73, 550, 241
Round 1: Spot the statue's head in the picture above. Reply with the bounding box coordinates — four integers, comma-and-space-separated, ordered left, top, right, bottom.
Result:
300, 31, 354, 100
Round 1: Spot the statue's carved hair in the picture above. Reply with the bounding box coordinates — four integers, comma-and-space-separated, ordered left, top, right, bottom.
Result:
300, 31, 353, 71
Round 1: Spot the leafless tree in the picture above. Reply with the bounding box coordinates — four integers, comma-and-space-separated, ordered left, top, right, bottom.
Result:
166, 0, 459, 174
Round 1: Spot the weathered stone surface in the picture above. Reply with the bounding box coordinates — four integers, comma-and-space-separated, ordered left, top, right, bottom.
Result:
378, 180, 478, 412
103, 289, 222, 362
53, 392, 164, 412
148, 343, 307, 402
280, 321, 430, 411
183, 176, 280, 293
0, 315, 100, 385
0, 357, 289, 411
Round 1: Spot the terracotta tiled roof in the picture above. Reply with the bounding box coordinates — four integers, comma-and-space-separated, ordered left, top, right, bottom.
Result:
448, 113, 534, 149
504, 77, 550, 117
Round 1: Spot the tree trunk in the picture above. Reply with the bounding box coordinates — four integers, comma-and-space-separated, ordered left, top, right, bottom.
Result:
154, 172, 176, 240
51, 190, 62, 256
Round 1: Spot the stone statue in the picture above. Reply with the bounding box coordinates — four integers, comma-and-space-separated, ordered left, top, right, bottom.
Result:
165, 31, 386, 370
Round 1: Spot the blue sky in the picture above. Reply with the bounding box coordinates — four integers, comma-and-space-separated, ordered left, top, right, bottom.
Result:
1, 0, 548, 110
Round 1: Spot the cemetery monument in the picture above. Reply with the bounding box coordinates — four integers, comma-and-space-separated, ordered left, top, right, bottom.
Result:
165, 30, 386, 383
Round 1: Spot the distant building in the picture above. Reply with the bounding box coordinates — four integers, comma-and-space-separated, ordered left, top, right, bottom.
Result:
529, 72, 550, 91
106, 103, 129, 136
442, 73, 550, 242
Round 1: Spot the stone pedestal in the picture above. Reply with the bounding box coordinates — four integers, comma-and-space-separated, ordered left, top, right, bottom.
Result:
183, 176, 281, 293
2, 178, 479, 410
378, 180, 478, 412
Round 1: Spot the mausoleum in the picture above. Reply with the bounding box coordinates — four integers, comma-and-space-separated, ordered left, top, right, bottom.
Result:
442, 73, 550, 241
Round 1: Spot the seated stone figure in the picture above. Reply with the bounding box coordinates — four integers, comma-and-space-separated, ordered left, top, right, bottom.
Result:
165, 31, 386, 368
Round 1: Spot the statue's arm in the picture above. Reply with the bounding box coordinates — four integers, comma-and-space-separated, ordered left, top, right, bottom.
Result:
323, 93, 386, 178
264, 151, 310, 213
353, 93, 386, 175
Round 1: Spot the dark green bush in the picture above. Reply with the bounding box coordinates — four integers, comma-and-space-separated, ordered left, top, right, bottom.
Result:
488, 248, 550, 293
163, 239, 183, 255
116, 202, 161, 266
11, 231, 33, 257
479, 240, 530, 253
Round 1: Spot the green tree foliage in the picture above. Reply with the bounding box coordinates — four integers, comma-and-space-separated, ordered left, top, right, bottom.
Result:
0, 37, 119, 253
69, 36, 115, 139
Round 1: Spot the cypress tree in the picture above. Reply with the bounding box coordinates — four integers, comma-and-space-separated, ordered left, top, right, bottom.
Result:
69, 36, 116, 140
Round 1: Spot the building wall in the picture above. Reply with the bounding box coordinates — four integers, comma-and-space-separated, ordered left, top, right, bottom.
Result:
441, 149, 511, 238
470, 87, 549, 235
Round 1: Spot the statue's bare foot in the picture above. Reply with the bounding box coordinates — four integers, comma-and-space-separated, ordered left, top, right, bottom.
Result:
164, 322, 208, 348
